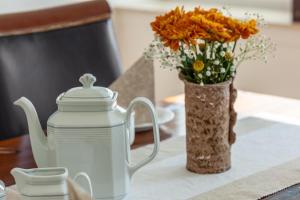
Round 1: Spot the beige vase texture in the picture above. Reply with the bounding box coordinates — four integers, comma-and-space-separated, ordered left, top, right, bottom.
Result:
184, 79, 237, 173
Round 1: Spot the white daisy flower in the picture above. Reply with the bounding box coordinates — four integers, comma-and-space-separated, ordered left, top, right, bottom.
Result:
213, 60, 220, 65
206, 71, 211, 76
198, 73, 203, 78
220, 68, 226, 73
220, 51, 226, 57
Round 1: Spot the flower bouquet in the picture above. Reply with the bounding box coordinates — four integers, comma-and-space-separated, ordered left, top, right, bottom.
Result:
145, 6, 274, 173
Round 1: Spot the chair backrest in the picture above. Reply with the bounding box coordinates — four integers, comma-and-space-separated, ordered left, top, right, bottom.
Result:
0, 0, 122, 139
294, 0, 300, 22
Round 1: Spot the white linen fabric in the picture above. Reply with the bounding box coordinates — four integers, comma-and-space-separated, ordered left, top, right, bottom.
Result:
128, 117, 300, 200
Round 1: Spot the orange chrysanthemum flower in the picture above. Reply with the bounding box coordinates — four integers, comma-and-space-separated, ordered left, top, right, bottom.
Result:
151, 7, 196, 50
150, 6, 259, 50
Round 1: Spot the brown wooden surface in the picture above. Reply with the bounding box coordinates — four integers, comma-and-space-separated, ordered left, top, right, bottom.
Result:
0, 98, 185, 186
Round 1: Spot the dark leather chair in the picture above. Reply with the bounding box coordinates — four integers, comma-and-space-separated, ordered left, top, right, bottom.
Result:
0, 0, 122, 139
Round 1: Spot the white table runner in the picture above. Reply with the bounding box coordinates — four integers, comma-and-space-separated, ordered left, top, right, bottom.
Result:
129, 117, 300, 200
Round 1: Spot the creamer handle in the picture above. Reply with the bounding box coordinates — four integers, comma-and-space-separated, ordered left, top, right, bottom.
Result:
125, 97, 160, 177
73, 172, 93, 199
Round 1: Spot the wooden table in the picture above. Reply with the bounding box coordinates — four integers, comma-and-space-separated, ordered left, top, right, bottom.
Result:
2, 91, 300, 187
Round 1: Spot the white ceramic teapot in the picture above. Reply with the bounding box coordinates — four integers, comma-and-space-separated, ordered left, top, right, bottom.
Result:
14, 73, 160, 200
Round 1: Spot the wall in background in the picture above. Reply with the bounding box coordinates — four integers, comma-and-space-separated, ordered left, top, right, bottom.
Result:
0, 0, 86, 14
235, 25, 300, 99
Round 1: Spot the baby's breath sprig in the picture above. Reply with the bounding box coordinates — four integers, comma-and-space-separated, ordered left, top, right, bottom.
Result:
234, 34, 276, 67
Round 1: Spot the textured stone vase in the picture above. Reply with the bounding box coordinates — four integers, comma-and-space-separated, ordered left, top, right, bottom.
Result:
183, 79, 237, 174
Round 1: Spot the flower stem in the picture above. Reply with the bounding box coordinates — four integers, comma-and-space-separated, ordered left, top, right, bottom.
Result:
204, 40, 207, 62
210, 42, 215, 59
232, 41, 237, 53
221, 64, 231, 82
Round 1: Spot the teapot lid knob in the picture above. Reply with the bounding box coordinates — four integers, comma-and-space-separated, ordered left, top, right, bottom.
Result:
79, 73, 96, 88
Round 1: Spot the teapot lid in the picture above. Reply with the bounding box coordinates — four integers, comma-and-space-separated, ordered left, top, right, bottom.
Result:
56, 73, 117, 111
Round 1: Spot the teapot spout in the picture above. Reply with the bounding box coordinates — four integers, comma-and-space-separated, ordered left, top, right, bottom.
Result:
14, 97, 48, 167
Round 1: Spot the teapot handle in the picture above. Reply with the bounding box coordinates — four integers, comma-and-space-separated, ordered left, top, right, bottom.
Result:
125, 97, 160, 177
